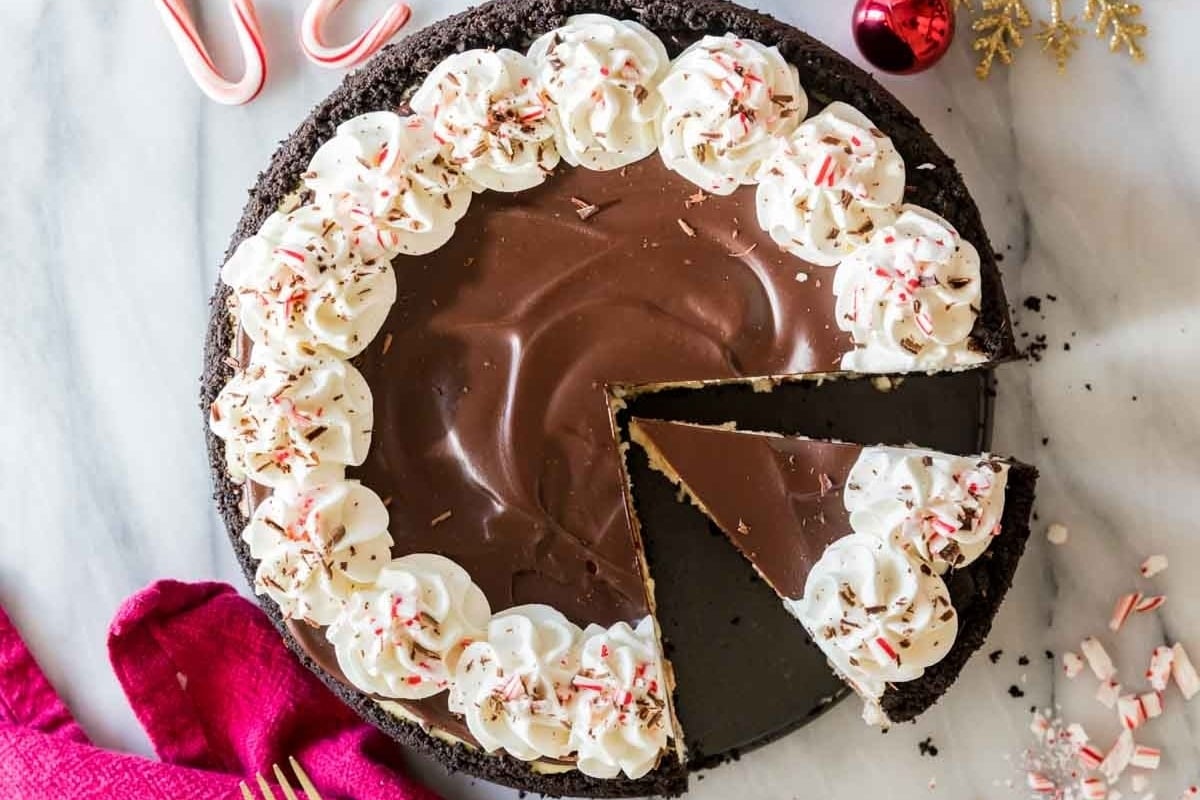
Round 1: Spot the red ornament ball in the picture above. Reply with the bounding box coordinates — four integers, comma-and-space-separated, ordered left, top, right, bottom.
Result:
852, 0, 956, 75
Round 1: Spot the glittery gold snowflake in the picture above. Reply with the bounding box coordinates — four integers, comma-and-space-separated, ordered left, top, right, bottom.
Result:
967, 0, 1149, 78
971, 0, 1033, 79
1084, 0, 1147, 61
1036, 0, 1082, 71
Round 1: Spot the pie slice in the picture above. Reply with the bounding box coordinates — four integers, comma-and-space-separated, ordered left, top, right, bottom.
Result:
629, 418, 1037, 725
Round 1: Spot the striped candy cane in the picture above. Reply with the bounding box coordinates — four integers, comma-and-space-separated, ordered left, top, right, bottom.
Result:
301, 0, 411, 70
154, 0, 267, 105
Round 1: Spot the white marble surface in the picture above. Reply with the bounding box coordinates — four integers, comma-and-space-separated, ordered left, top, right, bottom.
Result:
2, 1, 1198, 798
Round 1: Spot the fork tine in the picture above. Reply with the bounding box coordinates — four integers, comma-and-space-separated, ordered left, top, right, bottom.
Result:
288, 757, 324, 800
255, 772, 279, 800
272, 763, 301, 800
239, 782, 255, 800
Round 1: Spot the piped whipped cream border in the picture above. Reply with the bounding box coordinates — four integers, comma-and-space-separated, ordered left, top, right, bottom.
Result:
210, 14, 995, 779
787, 445, 1010, 726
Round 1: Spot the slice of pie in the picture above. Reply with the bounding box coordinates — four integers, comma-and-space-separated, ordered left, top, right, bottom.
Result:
629, 418, 1037, 725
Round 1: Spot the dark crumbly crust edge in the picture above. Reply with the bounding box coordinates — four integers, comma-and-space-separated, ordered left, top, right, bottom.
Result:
201, 0, 1018, 795
880, 462, 1038, 722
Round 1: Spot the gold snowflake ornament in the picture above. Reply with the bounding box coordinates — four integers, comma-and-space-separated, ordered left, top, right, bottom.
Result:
972, 0, 1033, 79
969, 0, 1149, 78
1084, 0, 1147, 61
1036, 0, 1082, 71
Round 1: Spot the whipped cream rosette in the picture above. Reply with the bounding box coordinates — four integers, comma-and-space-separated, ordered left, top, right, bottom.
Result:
658, 34, 805, 194
845, 447, 1009, 571
209, 354, 373, 487
327, 554, 491, 699
410, 49, 559, 192
833, 205, 985, 372
449, 605, 583, 761
756, 101, 904, 266
788, 533, 957, 724
243, 479, 393, 625
527, 14, 670, 170
305, 112, 473, 256
567, 617, 669, 780
222, 203, 397, 361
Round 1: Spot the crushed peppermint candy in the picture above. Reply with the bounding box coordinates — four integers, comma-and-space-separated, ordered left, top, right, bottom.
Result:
1080, 776, 1108, 799
1047, 523, 1070, 545
1063, 651, 1085, 679
1139, 690, 1164, 720
1117, 693, 1145, 731
1147, 646, 1174, 691
1096, 678, 1122, 709
1135, 595, 1167, 614
1082, 637, 1118, 680
1110, 592, 1143, 632
1171, 643, 1199, 699
1139, 555, 1168, 578
1099, 730, 1134, 783
1130, 745, 1161, 770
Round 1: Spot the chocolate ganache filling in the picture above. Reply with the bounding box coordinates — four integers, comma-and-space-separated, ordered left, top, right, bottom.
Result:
350, 157, 846, 618
269, 154, 848, 740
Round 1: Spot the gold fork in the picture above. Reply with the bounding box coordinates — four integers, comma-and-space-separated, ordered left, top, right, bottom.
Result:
239, 757, 324, 800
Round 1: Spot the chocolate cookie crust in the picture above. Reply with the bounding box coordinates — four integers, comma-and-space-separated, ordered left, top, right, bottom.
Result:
202, 1, 1016, 796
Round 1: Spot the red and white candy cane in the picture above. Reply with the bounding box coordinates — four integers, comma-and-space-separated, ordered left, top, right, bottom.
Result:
154, 0, 267, 105
301, 0, 411, 70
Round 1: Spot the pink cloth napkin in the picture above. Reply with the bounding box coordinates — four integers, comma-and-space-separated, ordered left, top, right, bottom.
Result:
0, 580, 443, 800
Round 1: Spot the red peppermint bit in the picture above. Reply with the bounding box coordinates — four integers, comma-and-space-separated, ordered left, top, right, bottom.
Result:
813, 154, 834, 187
884, 235, 896, 244
1140, 690, 1164, 719
1140, 554, 1168, 577
600, 644, 610, 658
406, 675, 423, 686
1079, 776, 1107, 800
599, 66, 610, 76
1117, 693, 1144, 730
1026, 772, 1056, 794
1109, 591, 1142, 632
572, 676, 606, 692
1130, 745, 1161, 770
1171, 642, 1200, 700
874, 637, 899, 662
1077, 744, 1105, 770
374, 145, 389, 167
1134, 594, 1167, 613
1147, 645, 1174, 691
1096, 678, 1122, 708
518, 108, 546, 123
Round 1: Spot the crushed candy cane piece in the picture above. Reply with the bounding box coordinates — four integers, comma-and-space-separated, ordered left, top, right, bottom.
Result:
1083, 637, 1118, 680
1096, 678, 1122, 708
1027, 772, 1057, 794
1130, 745, 1160, 770
1118, 694, 1145, 730
1078, 743, 1106, 770
1171, 643, 1199, 700
1182, 786, 1199, 798
1147, 646, 1174, 691
1063, 651, 1085, 678
1030, 710, 1052, 739
1066, 723, 1089, 745
1080, 776, 1109, 800
1139, 690, 1164, 719
1100, 730, 1134, 783
1140, 555, 1168, 578
1135, 595, 1167, 614
1047, 523, 1069, 545
1110, 592, 1143, 632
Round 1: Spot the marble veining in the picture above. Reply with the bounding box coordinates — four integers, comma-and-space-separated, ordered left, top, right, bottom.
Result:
0, 1, 1197, 798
